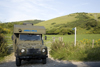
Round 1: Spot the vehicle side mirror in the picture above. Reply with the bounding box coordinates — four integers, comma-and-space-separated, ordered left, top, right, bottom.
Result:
45, 36, 47, 40
11, 35, 14, 40
15, 39, 17, 44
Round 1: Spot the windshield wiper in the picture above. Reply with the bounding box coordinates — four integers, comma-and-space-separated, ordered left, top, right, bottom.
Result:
24, 39, 40, 41
31, 39, 39, 41
25, 39, 31, 41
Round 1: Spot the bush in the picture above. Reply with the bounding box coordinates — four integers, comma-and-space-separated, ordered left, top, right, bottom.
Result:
84, 47, 100, 61
98, 17, 100, 19
92, 27, 100, 34
50, 40, 100, 61
0, 26, 11, 34
46, 28, 74, 35
51, 22, 56, 25
59, 28, 74, 35
0, 34, 8, 57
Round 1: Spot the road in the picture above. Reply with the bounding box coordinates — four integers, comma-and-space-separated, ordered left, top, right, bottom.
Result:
0, 53, 100, 67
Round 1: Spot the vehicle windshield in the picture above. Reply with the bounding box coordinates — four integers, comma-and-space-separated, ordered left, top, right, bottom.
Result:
20, 34, 41, 41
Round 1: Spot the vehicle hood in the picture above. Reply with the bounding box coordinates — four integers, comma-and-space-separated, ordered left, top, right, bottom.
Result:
17, 41, 43, 49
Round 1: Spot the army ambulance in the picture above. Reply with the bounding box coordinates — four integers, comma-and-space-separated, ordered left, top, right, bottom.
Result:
12, 23, 48, 66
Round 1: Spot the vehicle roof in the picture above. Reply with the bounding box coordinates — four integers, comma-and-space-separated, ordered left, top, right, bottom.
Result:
14, 25, 46, 34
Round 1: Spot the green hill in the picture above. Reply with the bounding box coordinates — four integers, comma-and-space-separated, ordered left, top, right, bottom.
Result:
35, 13, 78, 29
0, 19, 44, 33
35, 12, 100, 34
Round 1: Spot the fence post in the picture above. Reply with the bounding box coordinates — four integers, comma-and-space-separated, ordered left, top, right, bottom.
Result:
53, 37, 55, 42
59, 37, 61, 41
61, 37, 63, 41
74, 27, 76, 47
92, 39, 94, 48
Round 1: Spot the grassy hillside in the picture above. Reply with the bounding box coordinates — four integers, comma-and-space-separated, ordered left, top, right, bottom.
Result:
35, 13, 78, 29
35, 12, 100, 34
35, 13, 100, 29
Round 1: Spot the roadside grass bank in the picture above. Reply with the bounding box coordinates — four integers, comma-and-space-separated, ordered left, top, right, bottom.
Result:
0, 34, 13, 63
50, 40, 100, 61
0, 53, 14, 63
0, 57, 4, 63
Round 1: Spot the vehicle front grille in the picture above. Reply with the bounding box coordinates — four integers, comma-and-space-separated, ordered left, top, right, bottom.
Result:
28, 48, 39, 53
22, 43, 39, 47
26, 48, 41, 55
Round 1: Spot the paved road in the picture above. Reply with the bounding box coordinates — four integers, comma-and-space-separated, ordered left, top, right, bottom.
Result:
0, 55, 100, 67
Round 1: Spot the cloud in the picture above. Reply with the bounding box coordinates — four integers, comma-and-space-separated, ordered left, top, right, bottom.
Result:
0, 0, 44, 22
0, 0, 63, 22
0, 0, 73, 22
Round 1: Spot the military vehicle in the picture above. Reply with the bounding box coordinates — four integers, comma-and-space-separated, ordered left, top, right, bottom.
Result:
12, 23, 48, 66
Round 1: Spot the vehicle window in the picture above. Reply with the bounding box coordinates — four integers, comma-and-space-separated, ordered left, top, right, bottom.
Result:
20, 34, 41, 41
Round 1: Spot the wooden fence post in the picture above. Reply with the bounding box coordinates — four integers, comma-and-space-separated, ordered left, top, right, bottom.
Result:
61, 37, 63, 41
59, 37, 61, 41
92, 39, 94, 48
53, 37, 55, 42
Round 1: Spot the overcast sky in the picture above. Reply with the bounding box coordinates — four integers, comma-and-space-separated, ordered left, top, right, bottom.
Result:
0, 0, 100, 22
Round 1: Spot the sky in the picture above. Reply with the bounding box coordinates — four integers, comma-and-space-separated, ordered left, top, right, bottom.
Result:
0, 0, 100, 22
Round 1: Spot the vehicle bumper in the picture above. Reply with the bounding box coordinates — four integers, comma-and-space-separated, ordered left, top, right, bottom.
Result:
18, 55, 48, 60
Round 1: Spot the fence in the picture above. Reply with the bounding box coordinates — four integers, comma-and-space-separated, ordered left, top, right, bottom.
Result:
51, 37, 98, 48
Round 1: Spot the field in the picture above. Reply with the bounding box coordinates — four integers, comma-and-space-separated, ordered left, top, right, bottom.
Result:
48, 34, 100, 61
45, 34, 100, 43
4, 34, 100, 47
43, 34, 100, 50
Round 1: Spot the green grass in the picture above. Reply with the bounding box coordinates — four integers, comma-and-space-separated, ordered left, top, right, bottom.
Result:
48, 34, 100, 61
0, 34, 13, 63
45, 34, 100, 43
0, 34, 12, 63
50, 40, 100, 61
0, 57, 4, 63
43, 34, 100, 50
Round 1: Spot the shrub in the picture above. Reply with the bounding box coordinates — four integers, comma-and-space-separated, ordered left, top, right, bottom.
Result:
50, 39, 100, 61
0, 34, 8, 57
46, 28, 74, 35
0, 26, 11, 34
98, 17, 100, 19
51, 22, 56, 25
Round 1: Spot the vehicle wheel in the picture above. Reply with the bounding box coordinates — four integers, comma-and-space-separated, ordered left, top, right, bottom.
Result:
16, 57, 21, 66
42, 58, 46, 64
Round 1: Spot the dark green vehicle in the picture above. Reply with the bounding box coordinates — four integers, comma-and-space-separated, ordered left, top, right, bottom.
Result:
12, 23, 48, 66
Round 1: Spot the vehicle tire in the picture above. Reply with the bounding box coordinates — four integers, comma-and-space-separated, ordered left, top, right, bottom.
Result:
16, 57, 21, 66
42, 58, 46, 64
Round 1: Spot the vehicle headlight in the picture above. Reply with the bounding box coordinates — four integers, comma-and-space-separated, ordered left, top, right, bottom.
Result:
42, 49, 45, 52
21, 49, 25, 53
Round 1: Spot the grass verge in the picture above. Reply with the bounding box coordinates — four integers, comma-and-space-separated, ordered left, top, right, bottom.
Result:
0, 34, 13, 63
50, 40, 100, 61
